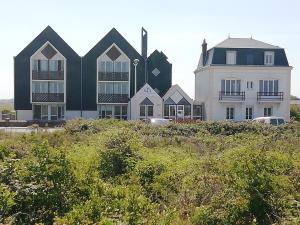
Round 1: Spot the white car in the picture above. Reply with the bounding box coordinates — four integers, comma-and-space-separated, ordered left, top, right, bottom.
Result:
150, 118, 170, 126
252, 117, 286, 126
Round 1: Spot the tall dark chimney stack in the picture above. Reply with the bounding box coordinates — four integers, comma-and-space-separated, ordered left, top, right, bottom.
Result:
141, 27, 148, 60
202, 39, 207, 66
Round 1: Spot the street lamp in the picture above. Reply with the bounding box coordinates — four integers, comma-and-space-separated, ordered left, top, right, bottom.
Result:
133, 59, 139, 94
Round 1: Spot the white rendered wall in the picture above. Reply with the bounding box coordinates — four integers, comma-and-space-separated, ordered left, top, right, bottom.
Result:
65, 111, 81, 120
130, 84, 163, 120
195, 66, 292, 121
16, 110, 33, 120
82, 111, 98, 119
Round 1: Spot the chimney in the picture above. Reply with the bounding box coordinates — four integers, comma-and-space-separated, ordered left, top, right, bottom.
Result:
141, 27, 148, 83
202, 39, 207, 66
141, 27, 148, 60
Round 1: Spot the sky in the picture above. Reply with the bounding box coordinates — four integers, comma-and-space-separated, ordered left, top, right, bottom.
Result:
0, 0, 299, 99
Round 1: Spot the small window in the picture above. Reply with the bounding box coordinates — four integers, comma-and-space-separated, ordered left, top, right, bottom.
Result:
226, 51, 236, 65
226, 107, 234, 120
264, 51, 274, 66
264, 107, 273, 117
246, 107, 253, 120
247, 81, 253, 90
140, 105, 146, 117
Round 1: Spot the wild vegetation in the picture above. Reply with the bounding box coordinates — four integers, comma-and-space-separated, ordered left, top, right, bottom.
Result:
0, 119, 300, 225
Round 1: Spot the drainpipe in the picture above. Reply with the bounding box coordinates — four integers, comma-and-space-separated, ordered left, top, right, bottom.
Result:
80, 57, 83, 117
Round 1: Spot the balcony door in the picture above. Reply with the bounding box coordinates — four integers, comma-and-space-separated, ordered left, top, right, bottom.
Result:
221, 79, 241, 95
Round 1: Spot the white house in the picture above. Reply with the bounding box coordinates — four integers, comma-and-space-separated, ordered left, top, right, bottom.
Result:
162, 84, 193, 120
194, 38, 292, 121
130, 83, 163, 120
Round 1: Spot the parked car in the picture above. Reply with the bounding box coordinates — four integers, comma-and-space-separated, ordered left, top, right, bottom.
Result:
150, 118, 170, 126
252, 117, 286, 126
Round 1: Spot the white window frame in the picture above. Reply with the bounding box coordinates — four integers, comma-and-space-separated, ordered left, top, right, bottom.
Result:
226, 107, 235, 120
226, 51, 236, 65
140, 105, 154, 119
246, 106, 253, 120
264, 107, 273, 117
264, 51, 274, 66
221, 79, 241, 94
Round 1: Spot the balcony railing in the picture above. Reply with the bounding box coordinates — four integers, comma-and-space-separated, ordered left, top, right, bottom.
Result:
32, 93, 64, 102
257, 92, 284, 101
98, 72, 129, 81
98, 94, 129, 103
32, 70, 64, 80
219, 91, 245, 101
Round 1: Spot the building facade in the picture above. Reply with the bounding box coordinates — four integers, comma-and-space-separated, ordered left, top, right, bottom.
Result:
14, 26, 177, 121
194, 38, 292, 121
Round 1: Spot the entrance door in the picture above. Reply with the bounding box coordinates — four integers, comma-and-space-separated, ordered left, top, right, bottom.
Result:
169, 105, 176, 120
177, 105, 184, 119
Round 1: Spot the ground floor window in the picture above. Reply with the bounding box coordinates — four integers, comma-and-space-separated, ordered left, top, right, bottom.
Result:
193, 105, 204, 120
98, 104, 127, 120
226, 107, 235, 120
140, 105, 153, 119
264, 107, 273, 117
164, 104, 191, 120
33, 104, 64, 120
246, 107, 253, 120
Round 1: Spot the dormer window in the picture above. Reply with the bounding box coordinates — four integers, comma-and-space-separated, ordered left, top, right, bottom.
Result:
226, 51, 236, 65
264, 51, 274, 65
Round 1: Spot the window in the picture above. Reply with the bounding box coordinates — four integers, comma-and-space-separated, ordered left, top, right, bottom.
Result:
33, 105, 64, 120
247, 81, 253, 90
259, 80, 279, 93
98, 82, 129, 95
226, 107, 234, 120
33, 82, 63, 93
140, 105, 153, 118
193, 105, 204, 120
184, 105, 191, 117
49, 82, 64, 93
226, 51, 236, 65
41, 105, 48, 120
49, 60, 58, 71
264, 51, 274, 65
98, 105, 127, 120
33, 60, 39, 71
264, 107, 273, 117
40, 60, 48, 71
221, 79, 241, 94
246, 107, 253, 120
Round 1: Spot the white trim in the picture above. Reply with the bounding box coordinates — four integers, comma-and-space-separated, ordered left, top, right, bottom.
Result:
30, 41, 66, 104
96, 43, 131, 104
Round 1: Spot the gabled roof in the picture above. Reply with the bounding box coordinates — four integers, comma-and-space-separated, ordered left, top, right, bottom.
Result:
214, 37, 281, 49
15, 26, 80, 58
132, 83, 161, 99
84, 28, 142, 59
163, 84, 193, 104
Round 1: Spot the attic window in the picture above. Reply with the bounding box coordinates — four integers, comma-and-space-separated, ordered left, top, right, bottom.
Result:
226, 51, 236, 65
106, 46, 121, 61
264, 51, 274, 66
41, 44, 57, 59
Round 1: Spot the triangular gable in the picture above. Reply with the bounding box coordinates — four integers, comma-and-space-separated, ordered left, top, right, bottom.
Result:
140, 97, 154, 105
163, 84, 193, 105
164, 97, 176, 105
15, 26, 80, 59
133, 83, 161, 99
178, 97, 191, 105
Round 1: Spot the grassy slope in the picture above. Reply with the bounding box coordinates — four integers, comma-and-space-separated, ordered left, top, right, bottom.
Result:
0, 120, 300, 224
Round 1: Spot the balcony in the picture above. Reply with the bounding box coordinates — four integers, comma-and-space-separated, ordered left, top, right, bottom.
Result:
219, 91, 245, 102
98, 72, 129, 81
32, 93, 64, 102
32, 70, 64, 80
257, 92, 284, 102
98, 94, 129, 103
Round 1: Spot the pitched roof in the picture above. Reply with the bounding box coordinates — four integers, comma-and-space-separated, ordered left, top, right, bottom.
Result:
15, 25, 80, 58
214, 38, 281, 49
84, 27, 142, 59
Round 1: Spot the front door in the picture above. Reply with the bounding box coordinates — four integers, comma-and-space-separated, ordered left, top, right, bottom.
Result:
177, 105, 184, 119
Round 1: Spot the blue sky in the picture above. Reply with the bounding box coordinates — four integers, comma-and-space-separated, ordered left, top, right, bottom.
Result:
0, 0, 299, 99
